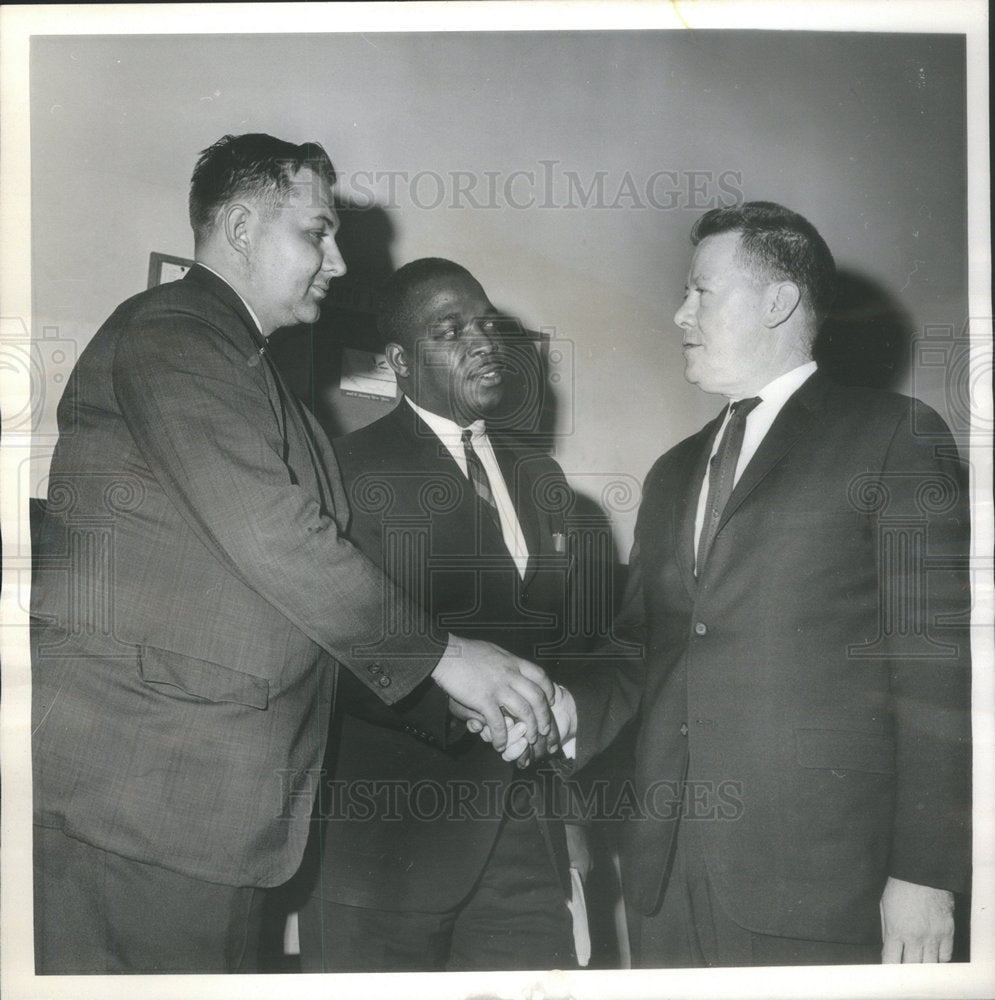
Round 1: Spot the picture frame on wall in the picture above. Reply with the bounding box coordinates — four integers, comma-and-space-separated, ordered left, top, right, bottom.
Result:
147, 251, 194, 288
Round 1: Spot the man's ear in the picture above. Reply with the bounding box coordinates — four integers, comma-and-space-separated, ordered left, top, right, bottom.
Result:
222, 203, 252, 259
384, 342, 409, 379
762, 280, 801, 328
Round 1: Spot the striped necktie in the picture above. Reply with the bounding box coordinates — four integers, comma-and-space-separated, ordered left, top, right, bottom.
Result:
462, 428, 502, 530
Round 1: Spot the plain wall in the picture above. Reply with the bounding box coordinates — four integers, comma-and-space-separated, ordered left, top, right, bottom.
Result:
29, 30, 968, 555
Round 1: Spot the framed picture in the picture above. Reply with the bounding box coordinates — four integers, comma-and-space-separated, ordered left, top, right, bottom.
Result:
339, 346, 397, 400
147, 251, 194, 288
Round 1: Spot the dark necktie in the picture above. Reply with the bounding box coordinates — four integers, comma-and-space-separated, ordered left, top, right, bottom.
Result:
461, 428, 502, 531
696, 396, 762, 574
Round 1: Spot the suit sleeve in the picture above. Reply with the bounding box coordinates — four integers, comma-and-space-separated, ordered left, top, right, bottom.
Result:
547, 454, 655, 775
563, 537, 648, 771
111, 309, 443, 704
321, 423, 457, 745
881, 402, 972, 892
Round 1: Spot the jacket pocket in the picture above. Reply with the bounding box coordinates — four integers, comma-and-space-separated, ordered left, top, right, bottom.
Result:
795, 727, 895, 774
139, 645, 269, 710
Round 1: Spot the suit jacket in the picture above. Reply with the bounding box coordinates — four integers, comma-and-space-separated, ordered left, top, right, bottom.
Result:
307, 400, 574, 911
31, 266, 445, 888
567, 371, 971, 944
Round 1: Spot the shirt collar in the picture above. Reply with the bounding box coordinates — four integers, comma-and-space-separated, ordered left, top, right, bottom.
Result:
404, 396, 486, 441
195, 262, 265, 336
737, 360, 818, 411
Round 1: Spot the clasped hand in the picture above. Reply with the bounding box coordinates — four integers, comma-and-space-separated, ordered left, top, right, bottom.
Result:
430, 635, 576, 763
432, 635, 556, 754
452, 681, 577, 767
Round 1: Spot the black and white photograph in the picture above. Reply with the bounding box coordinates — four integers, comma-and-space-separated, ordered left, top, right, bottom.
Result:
1, 3, 991, 999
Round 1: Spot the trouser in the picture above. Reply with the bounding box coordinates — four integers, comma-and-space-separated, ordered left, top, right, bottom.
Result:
34, 824, 265, 974
298, 810, 575, 972
626, 819, 881, 968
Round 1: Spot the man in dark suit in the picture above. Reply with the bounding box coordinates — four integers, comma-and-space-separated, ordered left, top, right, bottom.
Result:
296, 258, 581, 971
31, 137, 556, 974
506, 202, 972, 966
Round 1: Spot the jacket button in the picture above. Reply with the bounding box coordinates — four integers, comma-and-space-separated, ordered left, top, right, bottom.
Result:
694, 622, 707, 636
680, 723, 689, 737
377, 675, 391, 688
368, 664, 382, 674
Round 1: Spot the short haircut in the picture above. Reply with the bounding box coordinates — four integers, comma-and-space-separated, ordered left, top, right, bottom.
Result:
377, 258, 479, 350
189, 133, 336, 244
690, 201, 837, 321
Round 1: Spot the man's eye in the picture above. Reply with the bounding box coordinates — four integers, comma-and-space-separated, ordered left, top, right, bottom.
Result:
431, 324, 459, 340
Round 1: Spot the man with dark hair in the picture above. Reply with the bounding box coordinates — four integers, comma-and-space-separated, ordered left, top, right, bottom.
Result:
295, 258, 581, 971
687, 201, 839, 323
506, 201, 972, 967
31, 138, 556, 974
187, 133, 337, 244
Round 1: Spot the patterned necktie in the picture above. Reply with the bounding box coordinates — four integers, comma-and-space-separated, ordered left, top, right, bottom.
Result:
462, 428, 502, 530
696, 396, 762, 574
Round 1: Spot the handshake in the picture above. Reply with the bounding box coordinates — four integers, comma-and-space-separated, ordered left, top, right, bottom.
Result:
430, 635, 576, 765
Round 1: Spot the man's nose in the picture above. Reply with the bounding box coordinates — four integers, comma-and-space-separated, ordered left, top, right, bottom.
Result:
322, 238, 347, 277
674, 296, 694, 329
468, 322, 499, 354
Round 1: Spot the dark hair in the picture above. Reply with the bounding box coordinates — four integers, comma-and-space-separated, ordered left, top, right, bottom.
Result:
690, 201, 837, 321
377, 258, 478, 349
189, 133, 336, 243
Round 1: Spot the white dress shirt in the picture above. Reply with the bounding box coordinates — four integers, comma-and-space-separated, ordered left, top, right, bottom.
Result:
693, 360, 818, 572
404, 397, 530, 579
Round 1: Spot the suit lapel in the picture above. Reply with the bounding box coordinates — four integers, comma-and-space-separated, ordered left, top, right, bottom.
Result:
184, 268, 345, 516
398, 401, 471, 479
716, 370, 827, 534
392, 404, 536, 577
183, 266, 289, 444
397, 403, 481, 530
184, 264, 261, 347
675, 415, 725, 594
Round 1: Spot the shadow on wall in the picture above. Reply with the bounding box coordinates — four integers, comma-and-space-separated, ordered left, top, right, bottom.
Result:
267, 199, 397, 437
815, 269, 915, 391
